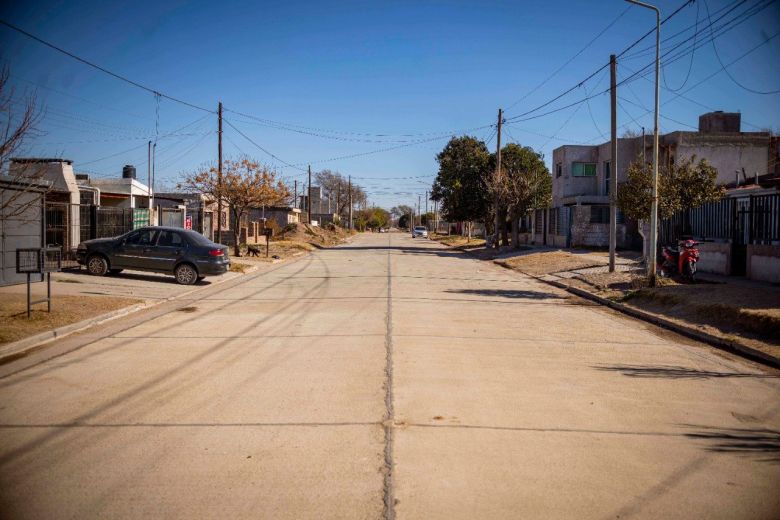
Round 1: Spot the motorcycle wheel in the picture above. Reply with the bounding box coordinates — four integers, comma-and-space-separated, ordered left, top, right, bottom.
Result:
683, 260, 697, 283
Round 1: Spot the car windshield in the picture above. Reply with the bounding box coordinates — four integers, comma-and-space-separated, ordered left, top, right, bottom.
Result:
414, 227, 426, 231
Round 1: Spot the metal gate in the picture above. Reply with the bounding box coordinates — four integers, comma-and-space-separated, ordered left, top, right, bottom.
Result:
160, 208, 185, 228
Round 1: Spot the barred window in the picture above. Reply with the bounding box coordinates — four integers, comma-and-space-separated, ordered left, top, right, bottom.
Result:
590, 206, 610, 224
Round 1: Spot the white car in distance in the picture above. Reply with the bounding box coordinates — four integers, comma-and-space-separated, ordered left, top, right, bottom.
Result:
412, 226, 428, 238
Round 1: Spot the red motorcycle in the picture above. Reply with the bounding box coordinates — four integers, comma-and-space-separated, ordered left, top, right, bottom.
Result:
659, 239, 699, 282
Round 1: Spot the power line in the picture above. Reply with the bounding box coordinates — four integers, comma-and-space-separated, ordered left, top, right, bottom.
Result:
505, 4, 633, 111
702, 0, 780, 94
663, 0, 701, 91
0, 19, 215, 113
78, 115, 211, 166
505, 0, 695, 123
223, 118, 306, 171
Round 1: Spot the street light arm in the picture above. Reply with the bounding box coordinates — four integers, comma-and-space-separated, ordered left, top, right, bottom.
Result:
624, 0, 659, 17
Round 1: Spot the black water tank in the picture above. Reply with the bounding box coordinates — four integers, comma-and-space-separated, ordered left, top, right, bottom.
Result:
122, 164, 136, 179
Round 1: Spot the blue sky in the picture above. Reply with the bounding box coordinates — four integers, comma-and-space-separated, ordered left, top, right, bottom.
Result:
2, 0, 779, 208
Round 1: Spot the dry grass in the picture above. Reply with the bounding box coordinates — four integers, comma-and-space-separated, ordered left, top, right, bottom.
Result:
229, 262, 250, 273
497, 250, 601, 275
432, 234, 486, 249
0, 294, 139, 345
571, 268, 780, 356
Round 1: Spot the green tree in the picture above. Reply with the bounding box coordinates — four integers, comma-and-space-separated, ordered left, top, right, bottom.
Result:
490, 143, 551, 248
431, 136, 491, 234
617, 155, 724, 224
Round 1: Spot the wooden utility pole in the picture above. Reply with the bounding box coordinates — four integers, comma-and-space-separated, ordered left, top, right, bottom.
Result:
609, 55, 617, 272
217, 101, 223, 243
307, 165, 312, 224
337, 180, 342, 224
294, 180, 297, 209
494, 108, 503, 249
348, 176, 353, 230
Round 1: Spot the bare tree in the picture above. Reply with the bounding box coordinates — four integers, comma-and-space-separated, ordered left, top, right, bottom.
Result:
179, 158, 290, 256
314, 169, 366, 222
1, 65, 46, 217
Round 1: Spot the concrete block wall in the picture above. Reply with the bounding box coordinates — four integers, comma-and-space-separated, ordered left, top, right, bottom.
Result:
746, 244, 780, 283
697, 242, 731, 275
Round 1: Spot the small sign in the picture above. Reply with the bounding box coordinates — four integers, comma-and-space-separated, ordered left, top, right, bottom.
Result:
185, 216, 193, 230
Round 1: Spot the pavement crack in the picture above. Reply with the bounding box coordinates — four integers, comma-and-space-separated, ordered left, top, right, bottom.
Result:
382, 233, 396, 520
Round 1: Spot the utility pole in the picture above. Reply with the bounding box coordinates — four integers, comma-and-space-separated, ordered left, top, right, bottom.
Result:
294, 180, 297, 209
609, 54, 618, 272
626, 0, 661, 285
337, 180, 342, 224
151, 142, 156, 211
494, 108, 503, 249
147, 140, 152, 210
307, 165, 312, 224
418, 194, 421, 226
348, 176, 353, 230
425, 191, 428, 229
217, 101, 223, 243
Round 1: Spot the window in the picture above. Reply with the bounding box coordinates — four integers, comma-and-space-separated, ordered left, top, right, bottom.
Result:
556, 163, 562, 178
157, 230, 184, 247
126, 229, 156, 245
572, 162, 597, 177
590, 206, 610, 224
604, 161, 611, 195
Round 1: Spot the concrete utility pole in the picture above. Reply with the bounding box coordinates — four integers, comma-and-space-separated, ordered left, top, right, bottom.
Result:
151, 142, 156, 213
418, 195, 421, 226
626, 0, 661, 285
348, 175, 353, 230
307, 165, 312, 224
494, 108, 503, 249
147, 141, 152, 209
609, 54, 618, 272
217, 101, 223, 243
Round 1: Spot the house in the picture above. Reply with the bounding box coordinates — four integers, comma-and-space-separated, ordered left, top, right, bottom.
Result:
0, 175, 49, 286
247, 206, 301, 230
153, 191, 228, 242
10, 159, 154, 252
549, 111, 773, 248
86, 165, 152, 209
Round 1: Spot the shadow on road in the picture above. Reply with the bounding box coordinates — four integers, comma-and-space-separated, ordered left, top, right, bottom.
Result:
593, 364, 778, 379
61, 268, 213, 286
444, 288, 562, 300
683, 425, 780, 462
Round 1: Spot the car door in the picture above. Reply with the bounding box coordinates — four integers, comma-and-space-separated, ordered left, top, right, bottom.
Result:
114, 229, 158, 269
152, 230, 187, 272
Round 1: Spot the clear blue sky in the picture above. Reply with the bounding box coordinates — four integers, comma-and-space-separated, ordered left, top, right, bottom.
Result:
2, 0, 779, 208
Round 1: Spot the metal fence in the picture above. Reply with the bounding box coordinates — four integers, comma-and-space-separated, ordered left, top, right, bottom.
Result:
44, 202, 152, 267
659, 194, 780, 246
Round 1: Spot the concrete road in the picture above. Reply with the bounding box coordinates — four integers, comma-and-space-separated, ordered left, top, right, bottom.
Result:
0, 233, 778, 519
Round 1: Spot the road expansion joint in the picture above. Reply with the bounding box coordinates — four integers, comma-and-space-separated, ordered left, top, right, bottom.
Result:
382, 234, 396, 520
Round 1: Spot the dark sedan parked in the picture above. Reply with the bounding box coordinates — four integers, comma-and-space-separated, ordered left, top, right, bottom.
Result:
77, 227, 230, 285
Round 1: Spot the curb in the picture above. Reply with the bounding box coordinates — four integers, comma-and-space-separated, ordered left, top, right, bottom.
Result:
539, 276, 780, 370
440, 240, 780, 370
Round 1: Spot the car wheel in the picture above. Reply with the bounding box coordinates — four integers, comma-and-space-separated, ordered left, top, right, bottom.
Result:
175, 263, 198, 285
108, 269, 123, 275
87, 255, 109, 276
